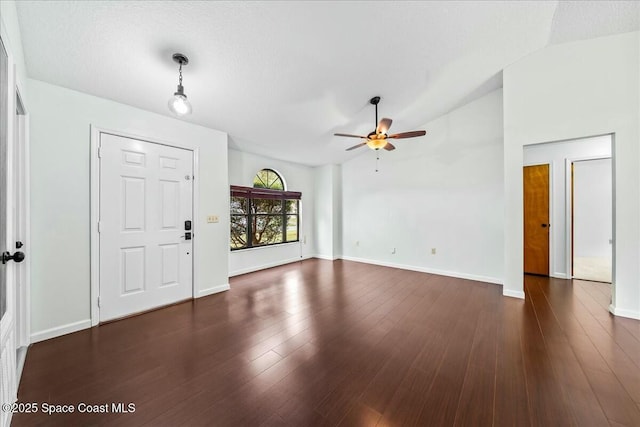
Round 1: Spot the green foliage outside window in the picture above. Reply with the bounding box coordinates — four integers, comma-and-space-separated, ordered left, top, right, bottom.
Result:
230, 169, 299, 250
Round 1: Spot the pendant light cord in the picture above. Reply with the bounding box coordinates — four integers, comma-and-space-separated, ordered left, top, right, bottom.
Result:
178, 62, 183, 86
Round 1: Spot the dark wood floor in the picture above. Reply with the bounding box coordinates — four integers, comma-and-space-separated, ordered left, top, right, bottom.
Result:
13, 259, 640, 426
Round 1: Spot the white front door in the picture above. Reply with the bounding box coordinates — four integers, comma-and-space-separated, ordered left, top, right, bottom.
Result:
99, 133, 194, 322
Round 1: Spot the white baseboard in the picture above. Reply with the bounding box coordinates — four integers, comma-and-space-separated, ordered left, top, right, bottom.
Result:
339, 256, 503, 285
313, 254, 340, 261
609, 304, 640, 320
197, 283, 230, 298
503, 289, 526, 299
229, 255, 314, 277
30, 319, 92, 343
551, 272, 568, 279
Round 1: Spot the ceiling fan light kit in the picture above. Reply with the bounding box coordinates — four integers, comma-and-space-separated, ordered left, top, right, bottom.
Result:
334, 96, 426, 152
168, 53, 192, 116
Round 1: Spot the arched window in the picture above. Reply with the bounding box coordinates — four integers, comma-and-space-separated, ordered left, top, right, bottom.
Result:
230, 169, 301, 250
253, 168, 284, 190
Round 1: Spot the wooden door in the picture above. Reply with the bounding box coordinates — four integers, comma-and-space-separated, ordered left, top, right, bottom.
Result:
524, 164, 550, 275
99, 133, 194, 322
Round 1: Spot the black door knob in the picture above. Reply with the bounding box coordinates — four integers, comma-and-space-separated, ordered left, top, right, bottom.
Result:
2, 251, 25, 264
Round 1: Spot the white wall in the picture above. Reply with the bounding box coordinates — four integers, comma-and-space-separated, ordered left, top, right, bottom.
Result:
314, 165, 333, 259
341, 89, 504, 284
332, 165, 342, 258
504, 31, 639, 318
228, 149, 315, 276
523, 135, 611, 278
313, 164, 342, 260
574, 158, 612, 259
28, 79, 229, 341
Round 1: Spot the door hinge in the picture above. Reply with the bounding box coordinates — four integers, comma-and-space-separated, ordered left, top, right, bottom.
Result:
98, 147, 103, 158
97, 296, 101, 308
98, 221, 103, 233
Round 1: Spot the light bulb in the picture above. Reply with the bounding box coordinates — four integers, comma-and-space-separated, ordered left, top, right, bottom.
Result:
168, 93, 192, 116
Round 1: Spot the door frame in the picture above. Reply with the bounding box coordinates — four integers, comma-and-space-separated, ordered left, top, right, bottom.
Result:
565, 154, 613, 281
522, 161, 553, 276
90, 126, 200, 326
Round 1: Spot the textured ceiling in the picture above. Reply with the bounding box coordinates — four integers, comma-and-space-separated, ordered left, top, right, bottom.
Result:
16, 1, 640, 166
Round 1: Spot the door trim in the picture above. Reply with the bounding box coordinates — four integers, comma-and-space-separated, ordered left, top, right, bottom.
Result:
90, 126, 200, 326
522, 161, 552, 276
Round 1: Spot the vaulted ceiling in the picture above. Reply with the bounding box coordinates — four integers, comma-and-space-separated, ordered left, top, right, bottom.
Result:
16, 1, 639, 166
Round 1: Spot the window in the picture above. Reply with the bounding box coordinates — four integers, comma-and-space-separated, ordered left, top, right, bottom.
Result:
230, 169, 300, 250
253, 168, 284, 190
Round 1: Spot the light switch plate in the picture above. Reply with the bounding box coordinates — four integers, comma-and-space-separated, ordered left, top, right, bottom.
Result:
207, 215, 219, 223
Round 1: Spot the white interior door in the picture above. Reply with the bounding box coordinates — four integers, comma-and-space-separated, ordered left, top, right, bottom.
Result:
13, 93, 27, 354
99, 133, 193, 322
0, 35, 18, 427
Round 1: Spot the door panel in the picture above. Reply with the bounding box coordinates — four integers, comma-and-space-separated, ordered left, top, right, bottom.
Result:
100, 134, 193, 322
524, 164, 550, 275
0, 36, 8, 323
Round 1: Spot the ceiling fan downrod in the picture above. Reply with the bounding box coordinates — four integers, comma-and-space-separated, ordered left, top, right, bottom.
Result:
370, 96, 380, 129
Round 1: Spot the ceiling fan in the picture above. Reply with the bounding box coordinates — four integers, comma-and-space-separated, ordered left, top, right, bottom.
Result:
335, 96, 426, 151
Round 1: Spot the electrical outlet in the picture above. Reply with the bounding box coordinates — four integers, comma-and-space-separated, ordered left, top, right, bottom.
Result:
207, 215, 219, 223
431, 248, 436, 255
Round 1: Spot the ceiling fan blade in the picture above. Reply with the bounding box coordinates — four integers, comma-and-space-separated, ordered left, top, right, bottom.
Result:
376, 118, 393, 135
383, 142, 396, 151
388, 130, 426, 139
345, 142, 367, 151
334, 133, 368, 139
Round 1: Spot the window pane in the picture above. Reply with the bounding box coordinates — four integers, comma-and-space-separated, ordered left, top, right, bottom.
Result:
267, 170, 284, 190
252, 214, 283, 246
286, 215, 298, 242
252, 199, 282, 214
231, 196, 248, 214
285, 199, 298, 214
253, 169, 284, 190
230, 215, 248, 249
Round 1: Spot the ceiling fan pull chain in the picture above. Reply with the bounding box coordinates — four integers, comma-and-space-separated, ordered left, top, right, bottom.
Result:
376, 151, 380, 172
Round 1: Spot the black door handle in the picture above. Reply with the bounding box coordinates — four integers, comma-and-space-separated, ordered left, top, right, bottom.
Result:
2, 251, 25, 264
541, 224, 550, 228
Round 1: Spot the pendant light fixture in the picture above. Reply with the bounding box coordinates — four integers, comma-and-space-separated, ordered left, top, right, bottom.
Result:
168, 53, 192, 116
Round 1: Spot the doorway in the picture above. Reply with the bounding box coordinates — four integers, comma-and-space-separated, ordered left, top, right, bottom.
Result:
523, 164, 550, 275
97, 132, 195, 322
572, 158, 612, 283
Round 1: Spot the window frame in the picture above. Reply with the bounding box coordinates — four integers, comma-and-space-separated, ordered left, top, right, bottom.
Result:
230, 184, 301, 251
